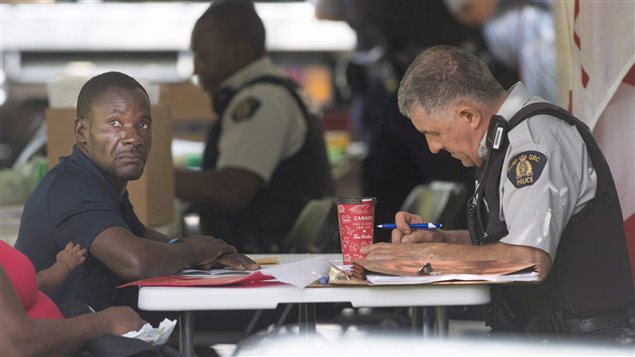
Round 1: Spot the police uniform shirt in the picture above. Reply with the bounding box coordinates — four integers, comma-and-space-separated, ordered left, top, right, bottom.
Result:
477, 82, 597, 258
15, 145, 146, 310
216, 57, 309, 182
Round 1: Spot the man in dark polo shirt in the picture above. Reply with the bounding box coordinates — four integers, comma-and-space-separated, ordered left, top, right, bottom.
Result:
15, 71, 258, 311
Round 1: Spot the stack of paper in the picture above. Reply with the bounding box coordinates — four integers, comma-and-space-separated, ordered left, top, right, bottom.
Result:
351, 259, 539, 285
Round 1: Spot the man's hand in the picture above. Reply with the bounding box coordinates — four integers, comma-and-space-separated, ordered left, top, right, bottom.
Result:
391, 211, 444, 244
56, 242, 87, 272
213, 253, 260, 271
186, 235, 238, 267
97, 306, 146, 336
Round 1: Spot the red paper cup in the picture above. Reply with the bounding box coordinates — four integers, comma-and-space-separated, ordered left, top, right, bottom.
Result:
336, 197, 376, 264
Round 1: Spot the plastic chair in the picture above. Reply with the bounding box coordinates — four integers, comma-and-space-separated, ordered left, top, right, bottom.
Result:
284, 197, 339, 253
400, 181, 467, 230
400, 181, 468, 335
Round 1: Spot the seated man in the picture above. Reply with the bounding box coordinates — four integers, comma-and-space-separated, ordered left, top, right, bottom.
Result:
15, 71, 258, 312
362, 45, 634, 343
175, 1, 334, 253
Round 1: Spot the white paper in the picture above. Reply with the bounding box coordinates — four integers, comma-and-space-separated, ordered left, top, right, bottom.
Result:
122, 318, 177, 346
260, 257, 332, 288
365, 271, 540, 285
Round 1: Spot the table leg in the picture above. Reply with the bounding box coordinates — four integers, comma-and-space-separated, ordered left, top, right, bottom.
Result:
434, 306, 449, 337
179, 311, 195, 356
411, 307, 436, 337
411, 307, 422, 336
298, 303, 317, 338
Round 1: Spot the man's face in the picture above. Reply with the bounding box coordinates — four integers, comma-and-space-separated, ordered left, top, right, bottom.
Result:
191, 21, 239, 95
80, 87, 152, 184
410, 106, 482, 167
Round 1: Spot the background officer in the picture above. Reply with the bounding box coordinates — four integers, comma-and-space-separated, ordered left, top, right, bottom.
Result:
175, 1, 334, 253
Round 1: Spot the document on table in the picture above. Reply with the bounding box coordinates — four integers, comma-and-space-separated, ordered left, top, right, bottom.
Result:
364, 271, 539, 285
120, 256, 331, 288
177, 268, 253, 277
176, 257, 331, 287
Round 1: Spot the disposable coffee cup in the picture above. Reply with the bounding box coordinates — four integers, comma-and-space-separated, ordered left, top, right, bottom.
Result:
336, 197, 376, 264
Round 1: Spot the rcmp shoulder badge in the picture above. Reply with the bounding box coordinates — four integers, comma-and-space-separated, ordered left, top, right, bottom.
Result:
506, 150, 547, 188
231, 97, 261, 122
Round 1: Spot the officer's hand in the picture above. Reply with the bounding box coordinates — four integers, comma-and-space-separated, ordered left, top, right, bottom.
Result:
391, 211, 444, 244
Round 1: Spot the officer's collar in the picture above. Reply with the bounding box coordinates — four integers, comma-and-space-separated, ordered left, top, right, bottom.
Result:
496, 82, 533, 121
218, 56, 276, 91
478, 82, 533, 159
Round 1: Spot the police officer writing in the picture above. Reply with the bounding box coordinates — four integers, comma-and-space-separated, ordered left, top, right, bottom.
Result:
361, 45, 634, 343
175, 1, 333, 253
15, 71, 257, 312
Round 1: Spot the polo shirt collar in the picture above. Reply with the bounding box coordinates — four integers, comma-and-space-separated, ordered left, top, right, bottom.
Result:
71, 145, 127, 202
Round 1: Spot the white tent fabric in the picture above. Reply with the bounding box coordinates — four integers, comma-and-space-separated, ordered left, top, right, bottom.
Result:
556, 0, 635, 279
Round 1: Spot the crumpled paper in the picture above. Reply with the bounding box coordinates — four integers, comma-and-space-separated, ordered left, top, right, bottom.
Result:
122, 318, 177, 346
261, 256, 332, 288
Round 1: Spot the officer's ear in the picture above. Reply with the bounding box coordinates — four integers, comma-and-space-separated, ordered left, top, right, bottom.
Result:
74, 117, 88, 144
456, 104, 482, 129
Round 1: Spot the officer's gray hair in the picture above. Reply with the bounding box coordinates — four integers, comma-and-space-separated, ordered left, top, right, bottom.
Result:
397, 45, 505, 118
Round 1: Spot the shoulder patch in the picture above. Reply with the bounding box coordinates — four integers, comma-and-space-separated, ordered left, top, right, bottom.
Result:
231, 97, 261, 122
506, 150, 547, 188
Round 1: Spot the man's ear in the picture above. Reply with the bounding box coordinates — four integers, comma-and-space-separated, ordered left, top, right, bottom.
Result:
456, 104, 483, 129
74, 118, 88, 144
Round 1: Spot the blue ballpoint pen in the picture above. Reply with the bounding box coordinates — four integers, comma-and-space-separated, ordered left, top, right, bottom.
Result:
376, 223, 443, 230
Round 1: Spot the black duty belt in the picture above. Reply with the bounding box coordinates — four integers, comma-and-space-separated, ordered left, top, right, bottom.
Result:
556, 308, 633, 336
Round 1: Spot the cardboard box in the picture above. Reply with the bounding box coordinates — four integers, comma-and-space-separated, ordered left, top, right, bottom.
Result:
45, 105, 175, 227
159, 83, 214, 142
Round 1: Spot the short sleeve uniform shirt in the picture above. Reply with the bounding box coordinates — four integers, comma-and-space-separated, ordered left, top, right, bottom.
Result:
15, 145, 146, 310
478, 82, 597, 259
215, 57, 308, 182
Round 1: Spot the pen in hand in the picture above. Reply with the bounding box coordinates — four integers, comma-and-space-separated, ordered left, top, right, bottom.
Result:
376, 223, 442, 230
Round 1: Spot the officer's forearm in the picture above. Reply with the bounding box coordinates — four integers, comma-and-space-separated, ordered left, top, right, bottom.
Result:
174, 167, 262, 214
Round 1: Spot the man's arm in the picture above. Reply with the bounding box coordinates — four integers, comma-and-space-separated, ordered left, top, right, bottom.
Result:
142, 227, 172, 243
1, 268, 145, 356
89, 226, 257, 281
361, 241, 552, 280
175, 167, 263, 214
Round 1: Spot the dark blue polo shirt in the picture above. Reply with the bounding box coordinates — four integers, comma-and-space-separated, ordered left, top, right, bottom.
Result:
15, 145, 146, 311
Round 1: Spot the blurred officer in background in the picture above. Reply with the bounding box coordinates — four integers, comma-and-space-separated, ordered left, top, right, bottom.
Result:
176, 0, 334, 253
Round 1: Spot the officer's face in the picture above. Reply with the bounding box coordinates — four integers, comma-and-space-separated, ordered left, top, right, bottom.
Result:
410, 106, 482, 167
191, 20, 241, 96
76, 86, 152, 188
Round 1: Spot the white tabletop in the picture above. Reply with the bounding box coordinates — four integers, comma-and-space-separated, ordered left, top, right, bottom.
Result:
138, 254, 491, 312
